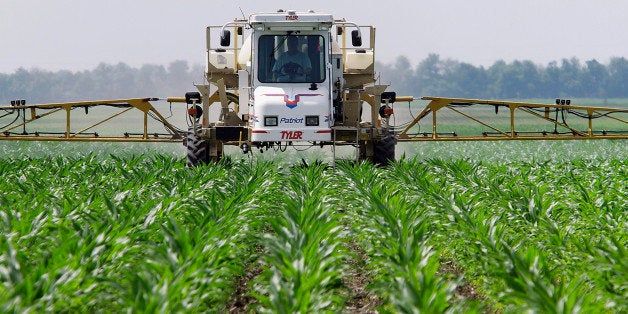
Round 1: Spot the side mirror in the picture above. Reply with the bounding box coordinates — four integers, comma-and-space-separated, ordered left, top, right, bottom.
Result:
351, 30, 362, 47
220, 29, 231, 46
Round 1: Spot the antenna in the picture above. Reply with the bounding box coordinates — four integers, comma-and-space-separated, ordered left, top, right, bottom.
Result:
239, 7, 246, 20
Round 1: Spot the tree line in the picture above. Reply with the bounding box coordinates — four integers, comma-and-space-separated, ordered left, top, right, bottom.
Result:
377, 54, 627, 99
1, 55, 626, 104
0, 61, 204, 104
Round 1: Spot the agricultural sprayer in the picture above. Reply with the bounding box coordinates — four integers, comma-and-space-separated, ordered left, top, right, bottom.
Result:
2, 10, 627, 166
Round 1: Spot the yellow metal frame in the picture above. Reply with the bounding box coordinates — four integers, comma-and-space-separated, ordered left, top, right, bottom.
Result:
398, 97, 628, 141
0, 98, 183, 142
3, 95, 626, 144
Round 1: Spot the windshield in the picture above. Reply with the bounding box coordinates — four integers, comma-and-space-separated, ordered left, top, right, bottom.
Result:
258, 35, 325, 83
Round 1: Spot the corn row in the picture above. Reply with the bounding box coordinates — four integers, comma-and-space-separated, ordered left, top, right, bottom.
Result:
0, 156, 277, 312
336, 162, 457, 312
254, 164, 347, 312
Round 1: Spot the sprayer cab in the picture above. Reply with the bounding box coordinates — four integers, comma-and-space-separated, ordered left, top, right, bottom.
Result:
195, 9, 397, 165
207, 10, 366, 144
247, 11, 334, 142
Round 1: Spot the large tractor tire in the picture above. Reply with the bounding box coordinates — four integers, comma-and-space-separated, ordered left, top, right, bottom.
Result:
186, 127, 209, 167
372, 134, 396, 166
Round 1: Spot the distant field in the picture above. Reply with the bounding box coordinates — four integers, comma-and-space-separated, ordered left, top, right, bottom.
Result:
1, 136, 626, 165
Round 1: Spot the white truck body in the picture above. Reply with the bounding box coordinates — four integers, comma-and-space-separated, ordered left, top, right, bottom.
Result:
247, 11, 335, 142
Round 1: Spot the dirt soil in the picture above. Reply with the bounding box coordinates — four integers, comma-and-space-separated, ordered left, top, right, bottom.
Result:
342, 242, 383, 313
227, 263, 263, 313
438, 259, 482, 301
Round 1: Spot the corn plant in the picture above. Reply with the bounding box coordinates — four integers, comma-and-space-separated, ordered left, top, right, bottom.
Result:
390, 157, 626, 312
0, 155, 279, 312
336, 162, 457, 313
254, 164, 347, 313
0, 142, 626, 312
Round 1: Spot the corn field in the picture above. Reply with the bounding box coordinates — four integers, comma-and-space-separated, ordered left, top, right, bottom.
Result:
0, 141, 626, 312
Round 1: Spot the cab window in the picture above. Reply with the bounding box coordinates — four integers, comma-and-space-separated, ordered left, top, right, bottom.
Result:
258, 35, 325, 83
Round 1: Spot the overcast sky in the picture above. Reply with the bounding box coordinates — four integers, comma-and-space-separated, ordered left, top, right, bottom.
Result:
1, 0, 627, 73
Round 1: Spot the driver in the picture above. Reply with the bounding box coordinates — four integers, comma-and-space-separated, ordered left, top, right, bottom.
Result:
272, 36, 311, 82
